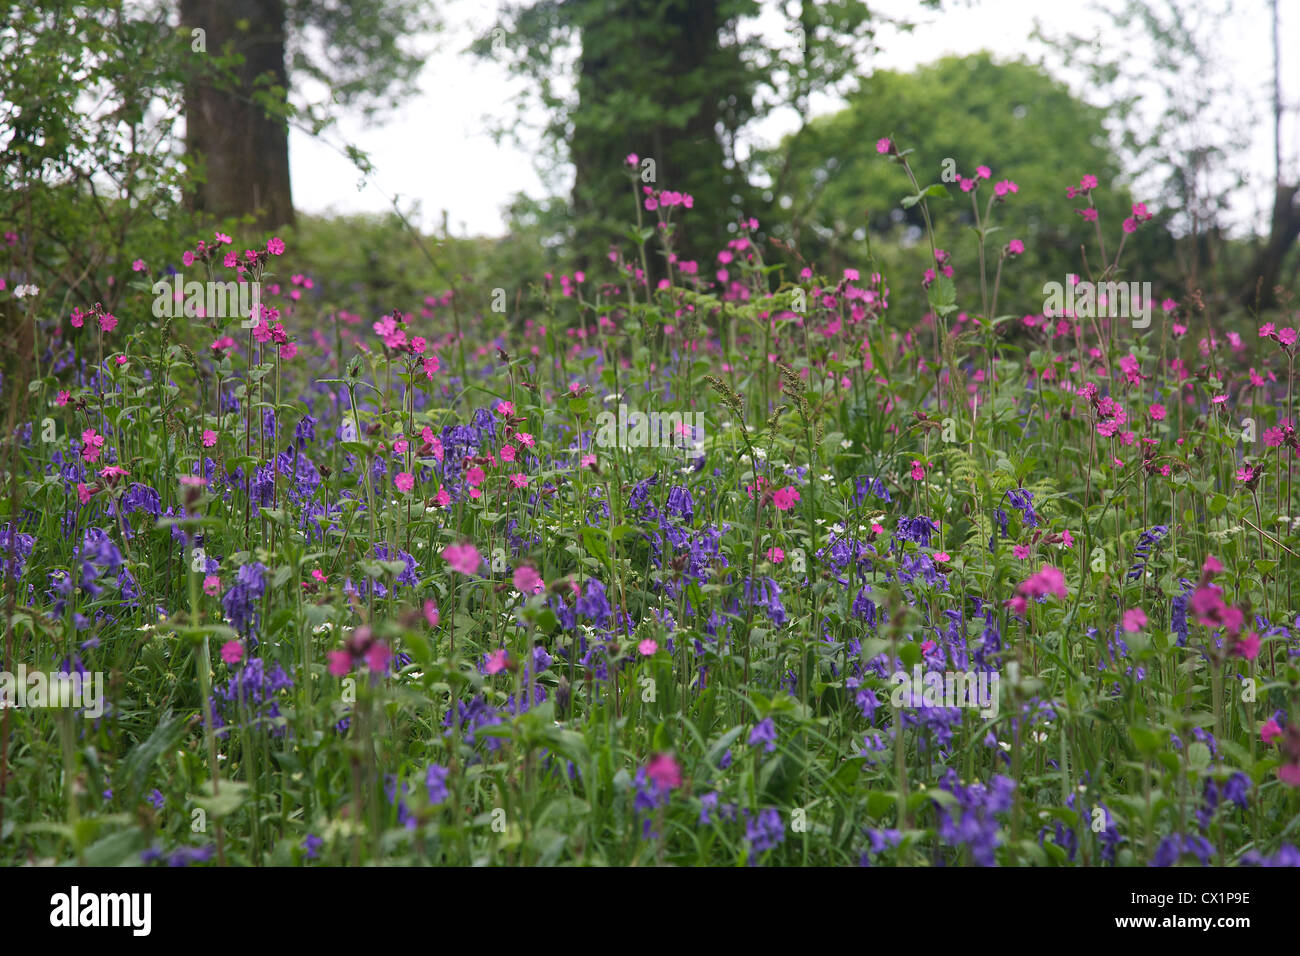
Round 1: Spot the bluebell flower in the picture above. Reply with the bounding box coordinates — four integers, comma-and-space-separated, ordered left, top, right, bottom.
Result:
748, 718, 778, 752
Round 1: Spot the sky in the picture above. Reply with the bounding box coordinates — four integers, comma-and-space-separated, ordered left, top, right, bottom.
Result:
288, 0, 1296, 239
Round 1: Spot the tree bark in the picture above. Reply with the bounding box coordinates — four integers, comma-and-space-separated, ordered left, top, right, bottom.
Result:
570, 0, 738, 275
1240, 184, 1299, 310
181, 0, 294, 230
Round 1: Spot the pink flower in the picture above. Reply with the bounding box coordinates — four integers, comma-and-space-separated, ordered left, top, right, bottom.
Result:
765, 547, 784, 563
1202, 555, 1223, 576
975, 165, 991, 180
1122, 217, 1137, 233
580, 454, 596, 469
1012, 544, 1031, 559
442, 542, 483, 575
933, 552, 950, 562
1077, 208, 1099, 222
910, 460, 925, 481
1149, 403, 1166, 421
98, 465, 129, 481
1279, 764, 1300, 787
626, 153, 638, 166
772, 486, 800, 510
500, 445, 517, 462
1079, 174, 1098, 190
433, 487, 451, 507
1261, 719, 1283, 745
55, 390, 70, 406
512, 565, 544, 594
465, 466, 486, 487
1280, 328, 1298, 347
266, 237, 285, 255
327, 650, 352, 677
484, 649, 509, 675
76, 483, 94, 504
1235, 467, 1254, 483
516, 432, 535, 447
99, 313, 117, 332
1020, 564, 1067, 601
638, 638, 657, 657
80, 428, 105, 463
394, 472, 415, 492
202, 429, 217, 448
132, 259, 146, 272
424, 600, 440, 627
365, 642, 391, 672
495, 400, 515, 416
203, 575, 221, 596
509, 472, 529, 489
1061, 529, 1074, 548
1122, 608, 1147, 632
311, 569, 327, 582
875, 138, 892, 154
1006, 239, 1024, 255
645, 753, 682, 790
1232, 632, 1260, 660
220, 641, 245, 665
994, 179, 1018, 197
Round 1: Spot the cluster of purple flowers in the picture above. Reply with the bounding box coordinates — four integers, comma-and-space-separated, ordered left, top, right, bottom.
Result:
221, 562, 267, 640
210, 656, 294, 737
1126, 525, 1169, 581
933, 770, 1016, 866
141, 843, 215, 867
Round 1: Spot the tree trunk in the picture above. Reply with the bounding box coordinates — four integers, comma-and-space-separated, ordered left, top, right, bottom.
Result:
1240, 183, 1299, 310
181, 0, 294, 230
570, 0, 740, 275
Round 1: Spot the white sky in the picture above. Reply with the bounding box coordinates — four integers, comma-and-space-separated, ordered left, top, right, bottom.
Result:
289, 0, 1297, 238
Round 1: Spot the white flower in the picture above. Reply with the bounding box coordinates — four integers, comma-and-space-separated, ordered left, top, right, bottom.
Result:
840, 439, 853, 449
14, 284, 39, 298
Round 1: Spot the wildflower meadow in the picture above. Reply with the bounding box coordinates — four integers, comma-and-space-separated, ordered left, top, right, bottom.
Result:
2, 2, 1299, 913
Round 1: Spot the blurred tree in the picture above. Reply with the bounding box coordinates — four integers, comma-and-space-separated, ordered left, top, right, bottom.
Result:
763, 54, 1148, 319
179, 0, 437, 230
475, 0, 941, 273
1032, 0, 1294, 311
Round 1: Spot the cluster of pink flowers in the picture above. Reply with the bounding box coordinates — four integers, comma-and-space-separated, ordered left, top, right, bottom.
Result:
1122, 202, 1154, 234
642, 186, 694, 212
1005, 564, 1067, 617
327, 626, 391, 676
442, 542, 483, 576
1258, 322, 1299, 352
772, 486, 801, 511
80, 428, 105, 463
1188, 557, 1253, 655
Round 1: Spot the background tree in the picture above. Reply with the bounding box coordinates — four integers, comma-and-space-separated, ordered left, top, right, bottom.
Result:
764, 54, 1148, 320
179, 0, 438, 230
477, 0, 941, 272
1032, 0, 1294, 310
